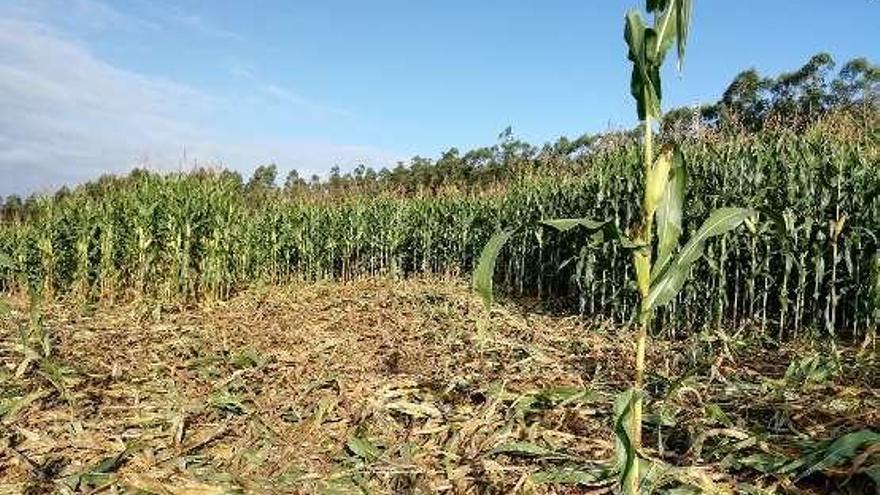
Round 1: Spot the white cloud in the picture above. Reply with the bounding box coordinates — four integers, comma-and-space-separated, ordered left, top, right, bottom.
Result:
0, 19, 207, 193
0, 0, 159, 33
0, 0, 243, 39
0, 19, 399, 196
165, 12, 244, 41
227, 63, 354, 119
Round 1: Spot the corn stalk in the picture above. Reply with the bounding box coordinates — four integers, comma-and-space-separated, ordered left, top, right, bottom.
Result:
472, 2, 757, 493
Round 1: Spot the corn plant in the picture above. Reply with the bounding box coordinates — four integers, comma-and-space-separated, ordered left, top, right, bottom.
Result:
0, 117, 876, 333
473, 1, 758, 492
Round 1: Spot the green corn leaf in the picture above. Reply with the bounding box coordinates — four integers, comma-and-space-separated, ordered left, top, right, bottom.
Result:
631, 66, 663, 121
628, 1, 691, 120
531, 466, 610, 485
625, 10, 660, 120
624, 10, 647, 69
650, 1, 678, 64
64, 442, 143, 490
675, 0, 693, 69
649, 0, 692, 70
790, 429, 880, 480
652, 147, 686, 280
871, 252, 880, 322
648, 63, 662, 119
531, 386, 598, 409
736, 452, 791, 473
643, 27, 661, 65
542, 218, 642, 249
673, 208, 756, 267
646, 208, 755, 311
346, 434, 382, 462
541, 218, 608, 232
614, 388, 640, 493
91, 450, 129, 475
491, 441, 569, 460
472, 229, 513, 309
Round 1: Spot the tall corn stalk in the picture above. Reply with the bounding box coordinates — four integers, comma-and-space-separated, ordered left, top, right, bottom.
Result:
473, 1, 757, 493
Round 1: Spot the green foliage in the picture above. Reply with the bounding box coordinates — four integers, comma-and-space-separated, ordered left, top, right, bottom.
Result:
782, 353, 839, 387
614, 388, 640, 493
790, 429, 880, 481
490, 441, 569, 460
671, 53, 879, 134
542, 218, 642, 248
472, 230, 513, 309
247, 164, 278, 192
624, 0, 692, 119
346, 433, 382, 463
872, 252, 880, 324
479, 3, 750, 493
734, 429, 880, 487
653, 148, 686, 278
541, 218, 607, 232
625, 9, 661, 120
62, 443, 143, 491
209, 390, 247, 415
530, 466, 608, 485
0, 129, 876, 336
646, 208, 756, 311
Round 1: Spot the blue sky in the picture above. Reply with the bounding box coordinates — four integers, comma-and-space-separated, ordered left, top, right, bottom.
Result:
0, 1, 877, 195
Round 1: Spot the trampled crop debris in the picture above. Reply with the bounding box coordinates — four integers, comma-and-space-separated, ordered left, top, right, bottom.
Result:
1, 276, 876, 494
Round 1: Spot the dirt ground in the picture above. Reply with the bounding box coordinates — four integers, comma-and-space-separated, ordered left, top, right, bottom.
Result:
1, 276, 877, 494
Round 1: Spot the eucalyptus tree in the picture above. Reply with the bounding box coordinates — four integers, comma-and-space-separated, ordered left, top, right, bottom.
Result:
473, 1, 756, 493
246, 164, 279, 198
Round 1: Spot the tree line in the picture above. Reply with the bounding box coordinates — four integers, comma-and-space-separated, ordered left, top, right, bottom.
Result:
662, 53, 878, 134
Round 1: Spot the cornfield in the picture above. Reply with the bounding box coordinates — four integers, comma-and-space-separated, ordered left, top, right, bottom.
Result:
1, 126, 878, 339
